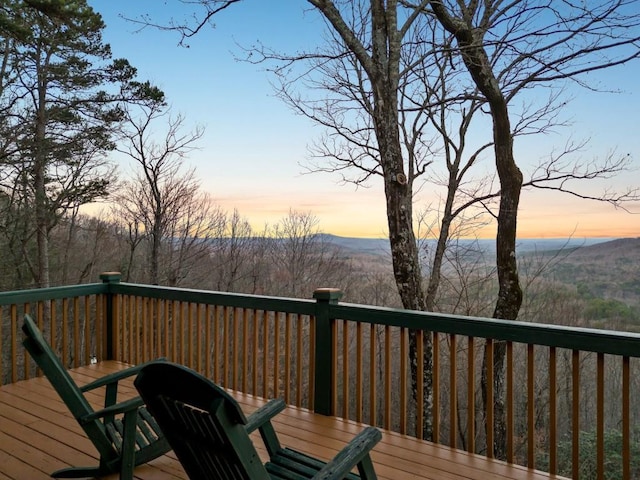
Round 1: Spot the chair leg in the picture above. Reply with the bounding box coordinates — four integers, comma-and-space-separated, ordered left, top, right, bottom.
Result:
119, 410, 139, 480
357, 455, 378, 480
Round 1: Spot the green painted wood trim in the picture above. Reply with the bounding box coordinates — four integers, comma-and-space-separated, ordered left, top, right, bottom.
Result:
110, 283, 317, 316
101, 273, 122, 360
313, 288, 343, 416
108, 281, 640, 359
0, 283, 107, 306
115, 283, 640, 357
330, 302, 640, 358
6, 275, 640, 366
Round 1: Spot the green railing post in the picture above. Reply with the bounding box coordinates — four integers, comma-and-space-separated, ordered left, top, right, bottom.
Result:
313, 287, 343, 416
100, 272, 121, 361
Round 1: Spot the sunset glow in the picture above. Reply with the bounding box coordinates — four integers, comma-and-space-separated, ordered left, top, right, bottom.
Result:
90, 1, 639, 241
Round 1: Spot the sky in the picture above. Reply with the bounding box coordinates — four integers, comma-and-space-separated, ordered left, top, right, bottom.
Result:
88, 1, 639, 239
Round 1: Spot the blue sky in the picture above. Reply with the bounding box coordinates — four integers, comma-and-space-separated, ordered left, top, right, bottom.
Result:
90, 1, 639, 239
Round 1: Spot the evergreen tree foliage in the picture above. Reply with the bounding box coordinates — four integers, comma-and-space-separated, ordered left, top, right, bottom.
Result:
538, 430, 640, 480
0, 0, 163, 287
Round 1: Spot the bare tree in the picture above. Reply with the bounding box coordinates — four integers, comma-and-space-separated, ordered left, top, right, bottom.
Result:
427, 0, 640, 457
49, 212, 124, 285
268, 210, 353, 298
113, 103, 214, 286
260, 1, 439, 437
207, 209, 270, 294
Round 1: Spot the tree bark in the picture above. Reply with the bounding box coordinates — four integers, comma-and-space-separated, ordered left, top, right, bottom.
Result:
377, 97, 433, 438
430, 3, 523, 458
34, 49, 51, 289
309, 0, 433, 438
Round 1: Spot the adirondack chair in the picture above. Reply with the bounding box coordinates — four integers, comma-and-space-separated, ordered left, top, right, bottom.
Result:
134, 361, 382, 480
21, 314, 170, 479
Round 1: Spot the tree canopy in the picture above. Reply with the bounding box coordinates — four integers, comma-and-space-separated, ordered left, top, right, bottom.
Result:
0, 0, 164, 287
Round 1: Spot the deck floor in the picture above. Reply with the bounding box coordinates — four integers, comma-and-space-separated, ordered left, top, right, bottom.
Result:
0, 361, 565, 480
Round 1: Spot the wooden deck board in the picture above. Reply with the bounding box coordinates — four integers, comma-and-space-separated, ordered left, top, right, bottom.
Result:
0, 361, 566, 480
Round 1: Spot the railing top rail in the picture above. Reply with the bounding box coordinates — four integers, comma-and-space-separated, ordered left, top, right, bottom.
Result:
0, 282, 107, 306
333, 302, 640, 358
110, 282, 318, 316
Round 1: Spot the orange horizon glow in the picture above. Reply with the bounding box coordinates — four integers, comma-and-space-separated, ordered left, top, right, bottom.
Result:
201, 161, 640, 239
238, 203, 639, 240
211, 204, 635, 245
83, 178, 638, 241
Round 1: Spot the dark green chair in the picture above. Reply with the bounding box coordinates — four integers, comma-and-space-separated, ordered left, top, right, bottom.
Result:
134, 361, 382, 480
21, 314, 170, 479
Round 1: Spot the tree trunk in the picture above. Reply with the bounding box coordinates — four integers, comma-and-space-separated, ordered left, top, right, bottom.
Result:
429, 4, 524, 457
150, 226, 160, 284
150, 188, 162, 284
483, 97, 523, 459
34, 61, 50, 289
466, 53, 523, 463
374, 68, 432, 439
424, 178, 456, 310
307, 0, 434, 439
369, 2, 433, 439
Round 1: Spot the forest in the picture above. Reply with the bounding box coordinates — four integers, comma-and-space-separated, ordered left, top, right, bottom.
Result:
1, 0, 637, 313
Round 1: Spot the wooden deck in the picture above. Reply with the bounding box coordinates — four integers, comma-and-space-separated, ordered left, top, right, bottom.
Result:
0, 361, 566, 480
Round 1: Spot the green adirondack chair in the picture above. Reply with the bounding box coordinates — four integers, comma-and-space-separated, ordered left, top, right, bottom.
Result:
134, 361, 382, 480
21, 314, 170, 479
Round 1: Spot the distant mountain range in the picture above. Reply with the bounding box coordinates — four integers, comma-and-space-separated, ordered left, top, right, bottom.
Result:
318, 233, 622, 255
542, 236, 640, 309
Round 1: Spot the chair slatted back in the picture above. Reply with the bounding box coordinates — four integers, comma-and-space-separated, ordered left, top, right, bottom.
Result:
22, 314, 117, 459
135, 362, 270, 480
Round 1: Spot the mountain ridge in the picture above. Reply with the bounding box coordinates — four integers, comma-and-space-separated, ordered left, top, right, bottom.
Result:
318, 233, 625, 255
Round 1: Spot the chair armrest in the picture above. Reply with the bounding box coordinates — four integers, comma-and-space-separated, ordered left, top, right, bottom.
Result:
80, 358, 167, 392
245, 398, 286, 434
313, 427, 381, 480
80, 397, 145, 423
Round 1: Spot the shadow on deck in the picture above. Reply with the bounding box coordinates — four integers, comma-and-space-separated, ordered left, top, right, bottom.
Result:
0, 361, 566, 480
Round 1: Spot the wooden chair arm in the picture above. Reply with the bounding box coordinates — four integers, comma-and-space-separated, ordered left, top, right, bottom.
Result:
80, 397, 144, 423
244, 398, 286, 434
313, 427, 381, 480
80, 358, 167, 392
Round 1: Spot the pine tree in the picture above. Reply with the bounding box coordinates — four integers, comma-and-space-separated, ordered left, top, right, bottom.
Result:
0, 0, 164, 287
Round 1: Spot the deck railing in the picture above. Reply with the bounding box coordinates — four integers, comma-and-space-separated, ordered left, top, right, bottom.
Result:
108, 279, 319, 410
0, 280, 109, 384
1, 272, 639, 479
